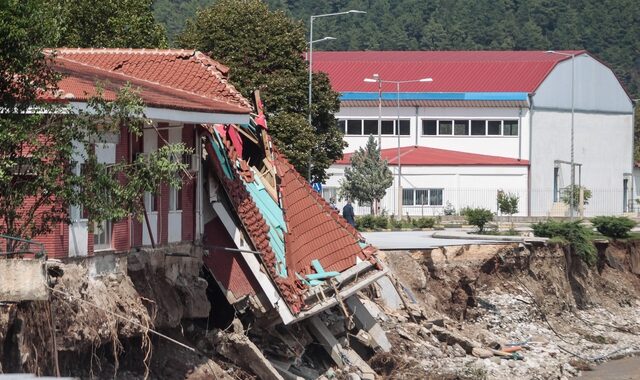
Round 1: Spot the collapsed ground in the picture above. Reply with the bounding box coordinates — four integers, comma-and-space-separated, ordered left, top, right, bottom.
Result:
1, 239, 640, 379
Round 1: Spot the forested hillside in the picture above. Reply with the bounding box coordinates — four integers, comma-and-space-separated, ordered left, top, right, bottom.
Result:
154, 0, 639, 98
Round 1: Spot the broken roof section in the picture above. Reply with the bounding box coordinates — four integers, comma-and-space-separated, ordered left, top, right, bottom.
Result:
46, 48, 251, 122
202, 93, 383, 319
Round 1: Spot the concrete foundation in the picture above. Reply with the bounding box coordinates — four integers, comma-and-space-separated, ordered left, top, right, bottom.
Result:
0, 259, 48, 302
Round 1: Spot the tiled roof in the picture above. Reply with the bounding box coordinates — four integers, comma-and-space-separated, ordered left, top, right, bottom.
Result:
312, 50, 586, 93
275, 152, 375, 275
337, 145, 529, 166
47, 48, 251, 113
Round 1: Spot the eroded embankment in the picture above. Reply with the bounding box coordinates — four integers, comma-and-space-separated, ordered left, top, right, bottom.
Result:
377, 240, 640, 379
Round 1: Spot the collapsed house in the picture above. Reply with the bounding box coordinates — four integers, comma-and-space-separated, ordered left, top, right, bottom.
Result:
1, 48, 392, 378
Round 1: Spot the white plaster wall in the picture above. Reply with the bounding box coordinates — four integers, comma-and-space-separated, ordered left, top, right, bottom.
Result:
534, 54, 633, 114
326, 165, 528, 216
168, 127, 183, 243
529, 110, 633, 216
338, 106, 530, 160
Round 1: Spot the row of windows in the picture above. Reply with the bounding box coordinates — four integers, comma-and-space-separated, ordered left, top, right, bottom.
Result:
338, 118, 519, 137
339, 119, 411, 136
403, 188, 443, 206
422, 119, 519, 136
321, 187, 444, 207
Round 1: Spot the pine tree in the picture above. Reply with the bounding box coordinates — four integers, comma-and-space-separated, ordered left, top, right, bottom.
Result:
339, 135, 393, 215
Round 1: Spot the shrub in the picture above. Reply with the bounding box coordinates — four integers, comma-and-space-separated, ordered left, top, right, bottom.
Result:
532, 220, 596, 265
373, 215, 389, 229
412, 217, 436, 229
591, 216, 636, 238
561, 185, 592, 209
443, 201, 456, 216
497, 190, 519, 216
462, 207, 494, 232
356, 215, 375, 230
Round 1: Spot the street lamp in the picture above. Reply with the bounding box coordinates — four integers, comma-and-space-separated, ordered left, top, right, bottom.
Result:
307, 10, 365, 181
364, 76, 433, 219
547, 50, 577, 219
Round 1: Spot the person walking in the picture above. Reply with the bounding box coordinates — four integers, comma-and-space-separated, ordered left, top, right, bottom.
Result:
342, 200, 356, 227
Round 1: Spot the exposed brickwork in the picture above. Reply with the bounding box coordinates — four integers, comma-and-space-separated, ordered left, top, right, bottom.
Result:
112, 126, 131, 252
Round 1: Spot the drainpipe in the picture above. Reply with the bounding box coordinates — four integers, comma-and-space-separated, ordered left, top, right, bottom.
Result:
518, 107, 523, 161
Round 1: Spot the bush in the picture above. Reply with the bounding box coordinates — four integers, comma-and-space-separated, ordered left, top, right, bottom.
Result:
462, 207, 494, 232
532, 220, 597, 265
497, 190, 519, 216
411, 217, 436, 229
561, 185, 592, 209
591, 216, 636, 238
356, 215, 375, 230
373, 215, 389, 229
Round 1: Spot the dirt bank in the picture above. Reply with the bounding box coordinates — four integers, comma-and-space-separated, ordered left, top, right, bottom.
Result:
378, 240, 640, 379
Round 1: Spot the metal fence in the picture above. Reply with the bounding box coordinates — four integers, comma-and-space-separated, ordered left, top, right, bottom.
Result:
324, 187, 636, 217
0, 234, 45, 258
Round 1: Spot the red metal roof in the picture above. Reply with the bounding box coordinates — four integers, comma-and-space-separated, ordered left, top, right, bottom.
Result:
312, 50, 586, 93
47, 48, 251, 114
341, 100, 529, 108
337, 145, 529, 166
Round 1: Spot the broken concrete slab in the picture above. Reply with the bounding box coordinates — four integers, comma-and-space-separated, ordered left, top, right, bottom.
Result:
345, 296, 391, 352
0, 259, 47, 301
306, 315, 344, 366
375, 275, 403, 310
430, 325, 481, 354
212, 330, 284, 380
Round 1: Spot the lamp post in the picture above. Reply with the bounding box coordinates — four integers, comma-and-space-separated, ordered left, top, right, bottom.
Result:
308, 10, 365, 181
547, 51, 576, 219
364, 76, 433, 219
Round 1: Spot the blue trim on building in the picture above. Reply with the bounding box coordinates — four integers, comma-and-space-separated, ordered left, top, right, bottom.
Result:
341, 92, 529, 101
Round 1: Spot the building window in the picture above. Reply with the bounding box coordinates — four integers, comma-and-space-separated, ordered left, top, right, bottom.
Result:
422, 120, 437, 135
453, 120, 469, 135
346, 120, 362, 135
145, 191, 158, 212
402, 188, 444, 206
339, 118, 411, 136
487, 120, 502, 135
94, 220, 112, 251
420, 118, 520, 137
471, 120, 486, 135
439, 120, 453, 135
381, 120, 395, 135
503, 120, 519, 136
398, 119, 410, 135
322, 187, 337, 203
169, 187, 182, 211
363, 120, 378, 135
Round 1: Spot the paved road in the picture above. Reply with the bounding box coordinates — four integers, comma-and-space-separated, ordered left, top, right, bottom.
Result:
361, 230, 504, 250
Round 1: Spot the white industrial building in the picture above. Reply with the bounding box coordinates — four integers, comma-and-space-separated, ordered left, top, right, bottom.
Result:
313, 51, 634, 217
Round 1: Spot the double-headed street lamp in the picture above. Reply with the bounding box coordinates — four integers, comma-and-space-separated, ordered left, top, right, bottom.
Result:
364, 75, 433, 218
547, 50, 577, 219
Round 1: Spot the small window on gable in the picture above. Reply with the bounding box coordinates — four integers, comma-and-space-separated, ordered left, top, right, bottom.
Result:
487, 120, 501, 135
422, 120, 437, 135
471, 120, 486, 135
346, 120, 362, 135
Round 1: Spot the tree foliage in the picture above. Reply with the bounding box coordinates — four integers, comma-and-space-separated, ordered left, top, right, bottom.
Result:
176, 0, 343, 181
591, 216, 636, 239
54, 0, 167, 48
339, 135, 393, 213
461, 207, 494, 233
0, 0, 187, 252
497, 190, 519, 217
532, 220, 597, 265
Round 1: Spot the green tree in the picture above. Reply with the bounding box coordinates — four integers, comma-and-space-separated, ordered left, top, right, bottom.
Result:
0, 1, 187, 253
177, 0, 343, 181
497, 190, 519, 227
339, 135, 393, 215
55, 0, 167, 48
561, 184, 592, 211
